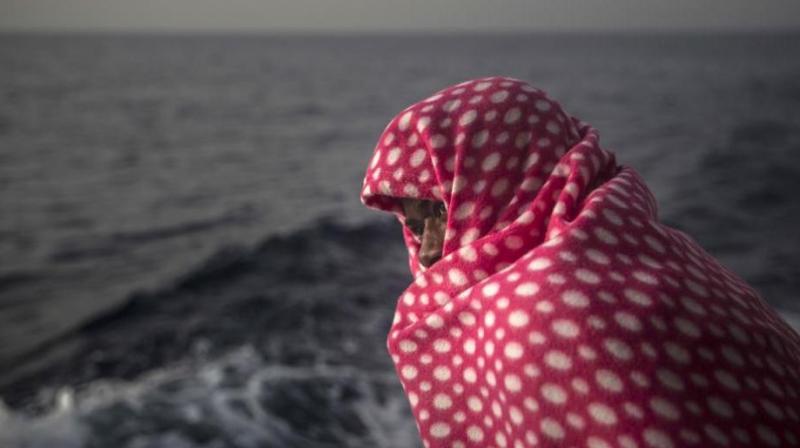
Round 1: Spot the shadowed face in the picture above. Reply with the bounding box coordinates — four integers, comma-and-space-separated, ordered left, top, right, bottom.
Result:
400, 198, 447, 268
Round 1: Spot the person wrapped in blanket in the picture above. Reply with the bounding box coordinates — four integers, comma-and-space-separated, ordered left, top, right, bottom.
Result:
360, 76, 800, 448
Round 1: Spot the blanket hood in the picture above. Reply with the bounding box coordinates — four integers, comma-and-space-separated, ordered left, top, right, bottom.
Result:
361, 76, 620, 280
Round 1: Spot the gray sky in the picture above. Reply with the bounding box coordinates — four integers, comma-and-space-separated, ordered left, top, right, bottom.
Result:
2, 0, 799, 32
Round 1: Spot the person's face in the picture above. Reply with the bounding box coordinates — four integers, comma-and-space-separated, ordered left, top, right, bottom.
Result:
400, 198, 447, 268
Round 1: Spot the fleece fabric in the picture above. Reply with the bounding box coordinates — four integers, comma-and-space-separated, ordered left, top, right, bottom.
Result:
360, 76, 800, 448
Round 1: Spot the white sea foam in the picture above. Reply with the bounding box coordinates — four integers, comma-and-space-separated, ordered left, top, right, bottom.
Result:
0, 345, 418, 448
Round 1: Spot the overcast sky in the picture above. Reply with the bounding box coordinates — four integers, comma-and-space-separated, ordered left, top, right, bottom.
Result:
2, 0, 799, 33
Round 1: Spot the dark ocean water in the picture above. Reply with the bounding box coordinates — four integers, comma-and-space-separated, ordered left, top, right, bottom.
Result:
0, 32, 799, 447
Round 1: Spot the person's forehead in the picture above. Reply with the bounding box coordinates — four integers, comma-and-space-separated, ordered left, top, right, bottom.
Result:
402, 198, 434, 215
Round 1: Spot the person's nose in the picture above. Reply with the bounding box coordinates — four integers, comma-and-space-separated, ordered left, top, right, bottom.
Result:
418, 218, 443, 267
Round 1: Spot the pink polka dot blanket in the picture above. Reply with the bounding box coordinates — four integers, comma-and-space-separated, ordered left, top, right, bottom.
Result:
359, 76, 800, 448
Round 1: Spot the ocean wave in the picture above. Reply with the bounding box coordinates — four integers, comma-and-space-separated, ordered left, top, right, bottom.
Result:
698, 118, 800, 213
1, 215, 418, 447
0, 271, 40, 297
0, 345, 420, 448
49, 207, 259, 264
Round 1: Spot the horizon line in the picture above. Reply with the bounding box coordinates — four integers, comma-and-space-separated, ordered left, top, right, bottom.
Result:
1, 26, 799, 36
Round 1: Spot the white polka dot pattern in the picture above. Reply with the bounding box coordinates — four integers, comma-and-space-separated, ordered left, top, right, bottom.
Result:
360, 76, 800, 447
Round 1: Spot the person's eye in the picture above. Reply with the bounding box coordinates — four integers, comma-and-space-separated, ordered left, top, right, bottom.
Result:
405, 219, 424, 236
